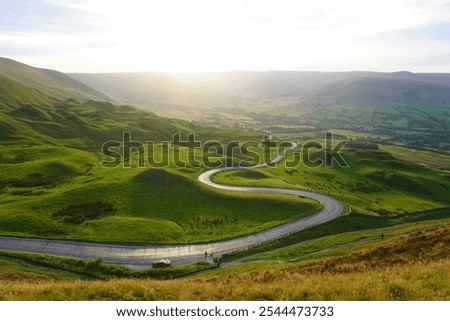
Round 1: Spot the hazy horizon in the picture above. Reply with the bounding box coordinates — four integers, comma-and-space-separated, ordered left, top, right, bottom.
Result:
4, 56, 450, 75
1, 0, 450, 73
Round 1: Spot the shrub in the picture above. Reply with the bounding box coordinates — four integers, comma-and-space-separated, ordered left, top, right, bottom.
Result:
53, 201, 115, 224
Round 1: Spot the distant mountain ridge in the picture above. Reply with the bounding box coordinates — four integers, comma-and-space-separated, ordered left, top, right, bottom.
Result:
1, 57, 449, 150
309, 74, 450, 105
0, 67, 196, 148
2, 57, 450, 109
69, 70, 450, 108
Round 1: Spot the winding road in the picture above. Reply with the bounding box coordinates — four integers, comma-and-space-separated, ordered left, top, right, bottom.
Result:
0, 142, 342, 268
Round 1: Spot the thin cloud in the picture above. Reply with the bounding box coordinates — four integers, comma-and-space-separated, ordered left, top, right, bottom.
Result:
354, 21, 450, 45
0, 0, 103, 34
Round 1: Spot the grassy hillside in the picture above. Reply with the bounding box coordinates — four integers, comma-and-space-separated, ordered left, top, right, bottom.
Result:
310, 75, 450, 105
0, 162, 320, 243
0, 225, 448, 300
1, 70, 448, 244
69, 69, 450, 151
213, 145, 450, 215
0, 72, 200, 146
219, 207, 450, 262
1, 63, 449, 300
0, 73, 321, 244
0, 57, 113, 102
0, 74, 56, 108
2, 57, 449, 150
244, 216, 450, 262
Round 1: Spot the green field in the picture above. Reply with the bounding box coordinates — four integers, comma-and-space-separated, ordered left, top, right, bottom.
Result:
2, 67, 449, 245
1, 61, 450, 300
218, 206, 450, 262
213, 145, 450, 215
0, 144, 320, 244
243, 217, 450, 262
0, 74, 323, 244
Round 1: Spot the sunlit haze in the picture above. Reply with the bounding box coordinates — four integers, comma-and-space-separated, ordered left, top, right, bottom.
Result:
1, 0, 450, 72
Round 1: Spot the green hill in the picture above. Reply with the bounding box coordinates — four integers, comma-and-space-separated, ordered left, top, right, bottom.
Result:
2, 57, 448, 150
213, 146, 450, 215
0, 72, 198, 147
0, 71, 322, 244
0, 74, 55, 109
0, 60, 449, 301
69, 69, 450, 150
309, 75, 450, 105
0, 57, 114, 102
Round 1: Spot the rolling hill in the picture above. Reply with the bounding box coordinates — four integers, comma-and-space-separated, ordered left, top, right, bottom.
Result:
0, 57, 114, 102
1, 71, 318, 245
69, 68, 450, 150
0, 71, 196, 147
308, 74, 450, 105
0, 58, 449, 302
2, 57, 449, 151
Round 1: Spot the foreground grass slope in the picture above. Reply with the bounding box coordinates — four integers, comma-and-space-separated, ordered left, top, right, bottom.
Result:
0, 225, 448, 300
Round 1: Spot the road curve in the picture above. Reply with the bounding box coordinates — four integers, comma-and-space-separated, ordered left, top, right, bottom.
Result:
0, 143, 342, 268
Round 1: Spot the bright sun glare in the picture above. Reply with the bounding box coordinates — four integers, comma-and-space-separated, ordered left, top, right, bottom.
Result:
3, 0, 450, 72
82, 0, 450, 72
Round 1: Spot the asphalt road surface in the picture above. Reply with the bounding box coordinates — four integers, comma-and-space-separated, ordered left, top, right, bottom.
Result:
0, 143, 342, 268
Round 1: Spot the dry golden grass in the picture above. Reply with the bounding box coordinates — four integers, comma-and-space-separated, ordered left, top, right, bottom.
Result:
1, 227, 449, 301
0, 270, 48, 283
0, 260, 448, 300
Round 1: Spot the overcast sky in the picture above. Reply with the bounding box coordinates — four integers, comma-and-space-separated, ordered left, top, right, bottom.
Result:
1, 0, 450, 73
